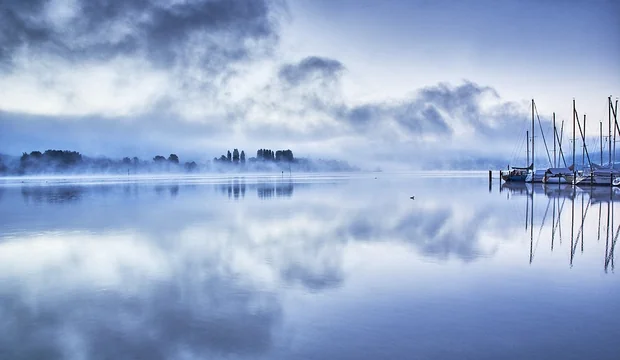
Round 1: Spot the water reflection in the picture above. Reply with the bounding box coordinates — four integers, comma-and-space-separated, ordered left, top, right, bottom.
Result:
217, 178, 246, 199
0, 175, 618, 359
506, 181, 619, 271
216, 179, 295, 199
154, 184, 180, 198
21, 185, 85, 203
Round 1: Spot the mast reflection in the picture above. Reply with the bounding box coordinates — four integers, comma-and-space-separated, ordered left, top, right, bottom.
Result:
502, 182, 618, 271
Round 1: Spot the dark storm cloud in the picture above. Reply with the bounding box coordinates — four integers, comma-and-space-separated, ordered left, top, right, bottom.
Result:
0, 0, 281, 70
278, 56, 345, 86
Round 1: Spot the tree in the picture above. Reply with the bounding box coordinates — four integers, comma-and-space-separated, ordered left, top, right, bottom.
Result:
283, 149, 294, 162
122, 157, 131, 165
168, 154, 179, 164
240, 150, 246, 164
153, 155, 166, 162
132, 157, 139, 165
227, 150, 232, 162
184, 161, 197, 172
233, 149, 239, 163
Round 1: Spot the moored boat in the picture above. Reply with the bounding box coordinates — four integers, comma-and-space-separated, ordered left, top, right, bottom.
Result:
527, 169, 546, 183
542, 167, 571, 184
501, 165, 532, 182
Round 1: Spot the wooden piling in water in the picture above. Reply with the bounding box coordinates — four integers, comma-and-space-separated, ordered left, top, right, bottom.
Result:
489, 170, 492, 183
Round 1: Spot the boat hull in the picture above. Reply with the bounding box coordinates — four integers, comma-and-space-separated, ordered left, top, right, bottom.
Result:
525, 169, 546, 183
501, 174, 528, 182
544, 176, 569, 184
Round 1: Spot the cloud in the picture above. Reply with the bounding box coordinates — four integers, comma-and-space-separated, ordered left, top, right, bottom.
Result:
0, 0, 535, 169
278, 56, 344, 86
0, 75, 532, 167
0, 0, 280, 69
0, 0, 284, 119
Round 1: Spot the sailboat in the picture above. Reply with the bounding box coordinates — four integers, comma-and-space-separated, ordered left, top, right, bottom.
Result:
502, 101, 536, 183
501, 130, 533, 182
589, 96, 619, 186
542, 114, 571, 183
525, 99, 556, 183
502, 164, 533, 182
562, 99, 591, 185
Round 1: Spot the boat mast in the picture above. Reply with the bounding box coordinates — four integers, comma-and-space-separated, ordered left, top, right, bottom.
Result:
557, 120, 567, 167
532, 99, 535, 169
609, 99, 620, 169
553, 113, 557, 168
600, 121, 603, 166
526, 130, 530, 167
609, 96, 613, 166
582, 113, 586, 167
572, 99, 576, 181
576, 113, 593, 168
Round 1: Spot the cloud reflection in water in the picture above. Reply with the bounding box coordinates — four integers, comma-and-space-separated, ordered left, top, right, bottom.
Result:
0, 175, 586, 359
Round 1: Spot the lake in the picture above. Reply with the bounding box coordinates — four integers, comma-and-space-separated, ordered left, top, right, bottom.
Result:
0, 173, 618, 360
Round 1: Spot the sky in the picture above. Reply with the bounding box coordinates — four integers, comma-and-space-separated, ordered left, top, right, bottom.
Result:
0, 0, 618, 169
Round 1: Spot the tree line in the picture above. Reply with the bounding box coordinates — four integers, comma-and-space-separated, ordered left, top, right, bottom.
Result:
213, 148, 295, 165
0, 147, 356, 175
213, 149, 246, 164
4, 150, 199, 174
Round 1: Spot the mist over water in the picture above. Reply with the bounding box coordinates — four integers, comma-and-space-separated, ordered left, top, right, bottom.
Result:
0, 173, 618, 359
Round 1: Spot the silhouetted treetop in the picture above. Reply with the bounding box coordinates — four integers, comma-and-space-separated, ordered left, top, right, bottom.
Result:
256, 148, 294, 162
184, 161, 198, 172
233, 149, 239, 163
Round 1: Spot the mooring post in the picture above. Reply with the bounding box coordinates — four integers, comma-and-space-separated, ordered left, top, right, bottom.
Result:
489, 170, 492, 183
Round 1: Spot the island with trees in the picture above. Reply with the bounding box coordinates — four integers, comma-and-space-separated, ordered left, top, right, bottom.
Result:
0, 148, 358, 175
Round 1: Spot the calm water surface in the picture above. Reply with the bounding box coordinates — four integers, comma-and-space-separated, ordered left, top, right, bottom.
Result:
0, 173, 618, 359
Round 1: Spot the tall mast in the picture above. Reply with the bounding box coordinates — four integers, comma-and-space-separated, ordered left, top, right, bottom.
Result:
559, 120, 567, 167
532, 99, 535, 169
560, 120, 564, 153
600, 121, 603, 166
609, 96, 613, 166
582, 113, 586, 166
572, 99, 576, 177
553, 113, 558, 168
526, 130, 530, 167
609, 99, 620, 169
